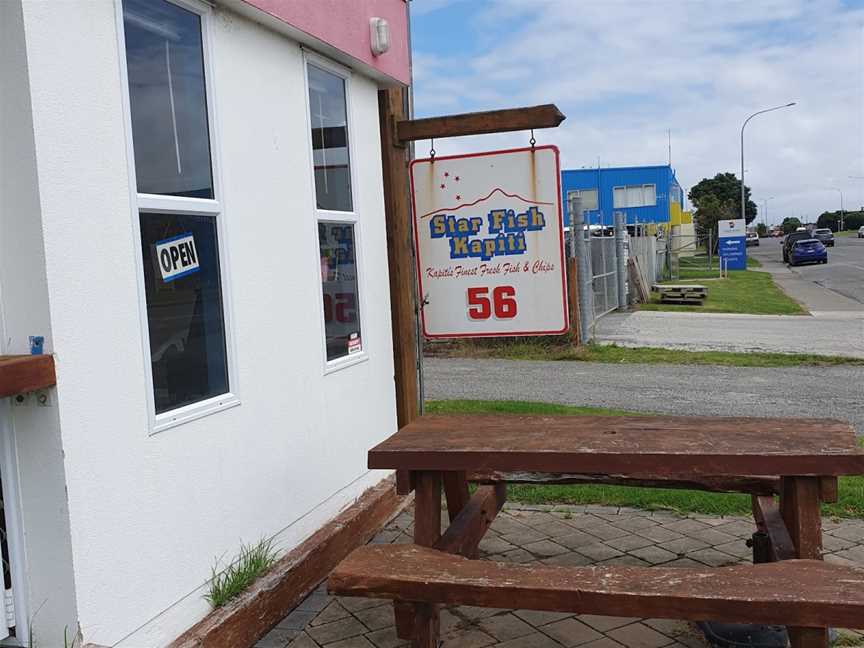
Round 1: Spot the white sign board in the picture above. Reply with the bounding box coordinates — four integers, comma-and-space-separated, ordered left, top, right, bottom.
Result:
410, 146, 568, 338
155, 233, 200, 282
718, 219, 746, 238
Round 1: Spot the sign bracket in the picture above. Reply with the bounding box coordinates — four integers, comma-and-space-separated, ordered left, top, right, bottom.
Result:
396, 104, 565, 143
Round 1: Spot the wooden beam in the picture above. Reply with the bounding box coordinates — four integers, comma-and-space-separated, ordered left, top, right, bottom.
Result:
434, 484, 506, 559
395, 470, 415, 496
781, 477, 823, 560
751, 495, 796, 561
819, 476, 838, 503
396, 104, 565, 143
442, 471, 470, 522
378, 88, 419, 429
469, 470, 780, 496
171, 478, 408, 648
330, 545, 864, 629
781, 477, 828, 648
411, 472, 442, 648
0, 355, 55, 398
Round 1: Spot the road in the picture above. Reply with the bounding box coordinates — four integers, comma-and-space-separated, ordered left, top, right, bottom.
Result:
749, 235, 864, 310
424, 357, 864, 436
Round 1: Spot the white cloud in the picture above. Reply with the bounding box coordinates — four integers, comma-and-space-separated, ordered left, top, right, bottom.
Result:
412, 0, 864, 223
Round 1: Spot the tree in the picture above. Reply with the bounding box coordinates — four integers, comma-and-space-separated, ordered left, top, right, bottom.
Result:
756, 222, 767, 237
688, 172, 757, 224
817, 210, 864, 232
692, 193, 736, 251
781, 217, 802, 234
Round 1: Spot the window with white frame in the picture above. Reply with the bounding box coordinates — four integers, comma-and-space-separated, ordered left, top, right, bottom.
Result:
122, 0, 231, 417
612, 184, 657, 208
566, 188, 598, 211
306, 61, 364, 363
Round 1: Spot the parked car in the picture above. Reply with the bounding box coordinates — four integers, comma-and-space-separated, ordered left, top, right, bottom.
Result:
782, 230, 814, 263
746, 231, 760, 247
858, 226, 864, 238
789, 239, 828, 266
811, 228, 835, 247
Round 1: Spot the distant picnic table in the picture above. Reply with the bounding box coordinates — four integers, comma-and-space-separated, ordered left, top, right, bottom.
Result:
330, 414, 864, 648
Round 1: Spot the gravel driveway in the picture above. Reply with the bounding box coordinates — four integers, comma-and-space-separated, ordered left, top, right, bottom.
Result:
424, 357, 864, 436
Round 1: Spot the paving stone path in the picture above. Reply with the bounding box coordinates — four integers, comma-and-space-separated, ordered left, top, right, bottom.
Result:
255, 503, 864, 648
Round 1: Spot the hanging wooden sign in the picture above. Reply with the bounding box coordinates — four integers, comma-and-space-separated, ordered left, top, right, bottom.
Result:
410, 145, 568, 338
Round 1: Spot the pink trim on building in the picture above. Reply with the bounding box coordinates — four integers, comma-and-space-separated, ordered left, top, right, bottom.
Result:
242, 0, 410, 85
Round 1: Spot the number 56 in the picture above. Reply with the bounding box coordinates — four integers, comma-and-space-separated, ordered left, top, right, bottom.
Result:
467, 286, 517, 320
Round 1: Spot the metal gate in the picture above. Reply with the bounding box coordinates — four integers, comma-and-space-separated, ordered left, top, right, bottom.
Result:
668, 230, 715, 280
588, 232, 618, 319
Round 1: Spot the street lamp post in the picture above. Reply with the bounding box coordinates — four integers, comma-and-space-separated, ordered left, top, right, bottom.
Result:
740, 103, 796, 223
829, 187, 845, 231
762, 196, 775, 227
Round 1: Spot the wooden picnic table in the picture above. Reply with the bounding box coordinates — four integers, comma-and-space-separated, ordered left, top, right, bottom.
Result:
364, 413, 864, 648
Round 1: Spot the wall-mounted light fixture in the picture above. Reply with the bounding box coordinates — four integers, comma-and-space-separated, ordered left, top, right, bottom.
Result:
370, 17, 390, 56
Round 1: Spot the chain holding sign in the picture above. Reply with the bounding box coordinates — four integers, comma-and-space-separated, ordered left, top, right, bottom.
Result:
410, 146, 568, 338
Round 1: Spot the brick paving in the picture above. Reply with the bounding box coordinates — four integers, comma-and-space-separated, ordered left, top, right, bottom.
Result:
255, 504, 864, 648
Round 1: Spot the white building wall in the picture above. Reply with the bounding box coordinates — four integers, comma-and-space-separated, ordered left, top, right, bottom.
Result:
0, 2, 79, 646
16, 1, 397, 645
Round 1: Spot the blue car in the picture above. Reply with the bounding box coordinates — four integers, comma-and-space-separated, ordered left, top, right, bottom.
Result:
789, 239, 827, 266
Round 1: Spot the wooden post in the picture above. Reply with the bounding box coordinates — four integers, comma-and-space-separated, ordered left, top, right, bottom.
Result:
781, 477, 827, 648
379, 88, 419, 429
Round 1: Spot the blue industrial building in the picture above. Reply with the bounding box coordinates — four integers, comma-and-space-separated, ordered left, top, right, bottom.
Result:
561, 164, 685, 227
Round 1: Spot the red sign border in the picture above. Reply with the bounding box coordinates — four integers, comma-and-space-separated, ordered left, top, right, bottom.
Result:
409, 145, 569, 339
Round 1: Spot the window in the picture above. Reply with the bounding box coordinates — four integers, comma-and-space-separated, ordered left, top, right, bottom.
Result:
308, 64, 353, 212
613, 184, 656, 208
122, 0, 234, 424
306, 59, 364, 364
566, 189, 598, 211
319, 223, 362, 361
124, 0, 213, 198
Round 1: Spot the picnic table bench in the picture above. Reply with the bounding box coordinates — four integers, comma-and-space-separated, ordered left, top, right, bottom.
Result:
329, 414, 864, 648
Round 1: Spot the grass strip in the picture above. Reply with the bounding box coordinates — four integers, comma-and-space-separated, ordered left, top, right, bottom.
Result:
430, 340, 864, 368
426, 399, 864, 518
641, 269, 805, 315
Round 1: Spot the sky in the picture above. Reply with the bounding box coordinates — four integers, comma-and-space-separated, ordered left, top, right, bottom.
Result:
409, 0, 864, 225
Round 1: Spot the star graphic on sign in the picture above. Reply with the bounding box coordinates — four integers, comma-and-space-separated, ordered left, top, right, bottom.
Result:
433, 167, 472, 208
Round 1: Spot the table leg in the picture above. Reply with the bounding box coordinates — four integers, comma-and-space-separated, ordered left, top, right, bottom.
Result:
442, 471, 470, 522
408, 471, 442, 648
781, 476, 827, 648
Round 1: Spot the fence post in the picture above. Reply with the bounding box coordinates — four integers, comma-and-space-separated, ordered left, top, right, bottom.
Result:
614, 211, 628, 310
569, 195, 592, 344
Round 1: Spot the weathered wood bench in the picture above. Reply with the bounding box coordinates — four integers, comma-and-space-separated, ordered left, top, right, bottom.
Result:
352, 413, 864, 648
330, 544, 864, 629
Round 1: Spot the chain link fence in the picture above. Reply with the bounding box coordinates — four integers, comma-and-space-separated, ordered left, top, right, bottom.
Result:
570, 202, 680, 342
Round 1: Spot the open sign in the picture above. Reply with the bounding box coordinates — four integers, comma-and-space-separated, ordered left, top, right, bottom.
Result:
155, 233, 200, 282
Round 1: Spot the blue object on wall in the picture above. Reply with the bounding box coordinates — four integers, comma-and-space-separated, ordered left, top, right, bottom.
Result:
560, 164, 683, 227
29, 336, 44, 355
